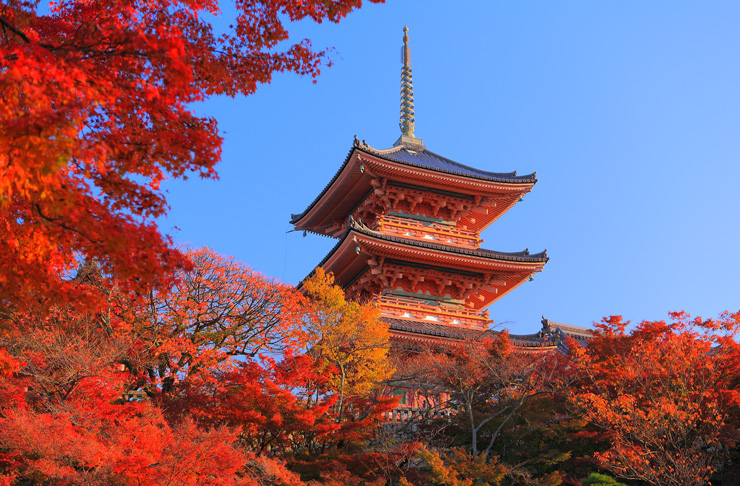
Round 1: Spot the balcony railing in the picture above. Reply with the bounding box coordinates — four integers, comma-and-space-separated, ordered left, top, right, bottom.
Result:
383, 406, 455, 423
378, 295, 490, 325
374, 215, 481, 248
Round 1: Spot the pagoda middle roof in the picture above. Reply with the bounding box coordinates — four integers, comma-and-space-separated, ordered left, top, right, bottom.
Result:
386, 318, 560, 350
304, 219, 547, 311
290, 139, 536, 226
316, 219, 549, 270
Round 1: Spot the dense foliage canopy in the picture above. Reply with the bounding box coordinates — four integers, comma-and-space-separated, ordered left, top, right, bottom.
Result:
0, 0, 380, 313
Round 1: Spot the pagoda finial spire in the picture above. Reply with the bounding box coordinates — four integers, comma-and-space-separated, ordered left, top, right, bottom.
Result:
395, 26, 424, 147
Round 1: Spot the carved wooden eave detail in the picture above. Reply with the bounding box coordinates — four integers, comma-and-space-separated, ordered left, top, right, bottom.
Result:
371, 215, 482, 249
347, 258, 514, 310
353, 181, 478, 228
318, 225, 546, 311
356, 155, 531, 233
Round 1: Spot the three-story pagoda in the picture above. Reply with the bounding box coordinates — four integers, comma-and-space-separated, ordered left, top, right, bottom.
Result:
291, 27, 548, 347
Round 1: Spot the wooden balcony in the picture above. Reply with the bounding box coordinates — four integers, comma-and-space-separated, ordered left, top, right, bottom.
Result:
374, 215, 481, 249
378, 295, 490, 327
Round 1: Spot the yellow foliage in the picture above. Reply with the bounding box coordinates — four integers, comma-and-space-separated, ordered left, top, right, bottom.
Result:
414, 446, 508, 486
302, 268, 394, 403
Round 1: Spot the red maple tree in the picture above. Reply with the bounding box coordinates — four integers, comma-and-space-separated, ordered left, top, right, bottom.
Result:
0, 253, 396, 485
0, 0, 381, 312
131, 247, 306, 396
569, 312, 740, 486
0, 294, 257, 485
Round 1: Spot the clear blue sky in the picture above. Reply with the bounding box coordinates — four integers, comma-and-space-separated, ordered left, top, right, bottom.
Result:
158, 1, 740, 335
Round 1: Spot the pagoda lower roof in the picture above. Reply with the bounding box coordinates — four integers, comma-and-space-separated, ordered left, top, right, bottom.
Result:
291, 139, 536, 235
386, 318, 562, 351
385, 317, 489, 340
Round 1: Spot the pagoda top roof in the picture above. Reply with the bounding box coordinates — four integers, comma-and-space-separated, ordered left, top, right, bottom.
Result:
290, 138, 536, 226
315, 219, 549, 270
358, 139, 537, 184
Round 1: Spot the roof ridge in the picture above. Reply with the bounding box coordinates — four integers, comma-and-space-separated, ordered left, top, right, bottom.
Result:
357, 143, 537, 182
357, 139, 405, 155
420, 146, 519, 179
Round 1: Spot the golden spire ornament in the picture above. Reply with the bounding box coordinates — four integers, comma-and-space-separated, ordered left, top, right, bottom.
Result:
395, 26, 424, 147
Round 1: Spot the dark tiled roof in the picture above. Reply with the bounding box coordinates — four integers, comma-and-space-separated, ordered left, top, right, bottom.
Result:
540, 317, 593, 342
384, 316, 593, 352
543, 322, 593, 340
360, 144, 537, 184
510, 319, 593, 353
291, 138, 536, 224
384, 318, 490, 340
315, 219, 548, 270
508, 333, 559, 347
386, 318, 574, 352
291, 143, 356, 224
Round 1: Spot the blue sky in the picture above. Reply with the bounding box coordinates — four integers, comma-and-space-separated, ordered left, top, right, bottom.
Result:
159, 1, 740, 335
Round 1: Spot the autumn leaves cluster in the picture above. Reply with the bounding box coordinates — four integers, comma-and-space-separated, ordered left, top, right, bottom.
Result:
3, 250, 740, 486
0, 251, 398, 485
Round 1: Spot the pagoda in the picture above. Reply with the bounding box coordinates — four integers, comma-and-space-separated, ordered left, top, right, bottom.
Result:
291, 27, 549, 348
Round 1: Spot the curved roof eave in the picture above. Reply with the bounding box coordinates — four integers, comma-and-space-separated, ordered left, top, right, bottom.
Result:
385, 317, 491, 340
290, 138, 538, 225
314, 219, 548, 274
359, 142, 537, 183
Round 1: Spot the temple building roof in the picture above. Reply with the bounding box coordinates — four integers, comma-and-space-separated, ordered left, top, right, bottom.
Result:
387, 315, 593, 353
508, 317, 594, 353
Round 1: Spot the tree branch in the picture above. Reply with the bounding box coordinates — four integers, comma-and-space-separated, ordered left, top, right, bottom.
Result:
0, 15, 30, 43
